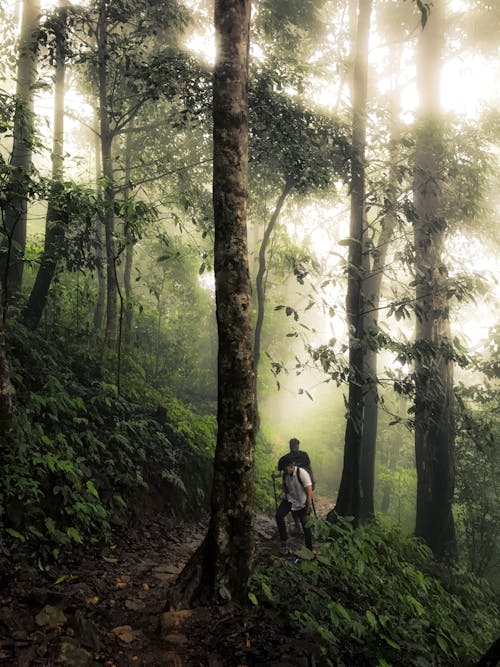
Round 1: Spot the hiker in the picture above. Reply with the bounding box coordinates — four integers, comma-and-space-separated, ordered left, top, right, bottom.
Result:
273, 437, 315, 533
277, 437, 315, 489
275, 453, 314, 553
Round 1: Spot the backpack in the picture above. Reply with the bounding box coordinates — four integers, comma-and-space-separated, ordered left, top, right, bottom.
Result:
296, 466, 315, 491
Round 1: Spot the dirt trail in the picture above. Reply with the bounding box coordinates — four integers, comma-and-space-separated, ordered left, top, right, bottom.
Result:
0, 496, 335, 666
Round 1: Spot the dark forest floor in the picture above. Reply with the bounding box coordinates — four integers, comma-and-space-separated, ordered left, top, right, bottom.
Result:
0, 496, 335, 666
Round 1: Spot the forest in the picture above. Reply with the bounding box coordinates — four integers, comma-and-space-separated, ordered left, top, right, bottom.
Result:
0, 0, 499, 665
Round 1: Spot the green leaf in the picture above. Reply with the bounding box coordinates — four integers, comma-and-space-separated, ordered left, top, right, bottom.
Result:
218, 583, 231, 601
67, 527, 83, 544
86, 480, 99, 498
54, 573, 79, 585
103, 556, 118, 564
366, 609, 377, 628
6, 528, 25, 542
261, 581, 275, 602
296, 546, 315, 560
380, 633, 400, 650
436, 634, 449, 653
248, 592, 258, 606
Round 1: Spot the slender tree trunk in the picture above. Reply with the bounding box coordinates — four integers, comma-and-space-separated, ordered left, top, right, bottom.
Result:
167, 0, 254, 608
335, 0, 372, 522
0, 288, 14, 429
253, 179, 292, 430
97, 3, 117, 351
359, 80, 401, 519
123, 120, 134, 347
23, 4, 66, 329
92, 106, 106, 336
413, 0, 457, 560
0, 0, 40, 304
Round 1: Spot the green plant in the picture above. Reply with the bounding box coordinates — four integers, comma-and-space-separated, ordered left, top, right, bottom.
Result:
250, 518, 499, 666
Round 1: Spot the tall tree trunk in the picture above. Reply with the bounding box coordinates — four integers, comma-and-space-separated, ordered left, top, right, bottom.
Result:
253, 179, 292, 431
97, 3, 117, 351
92, 106, 106, 336
123, 120, 134, 348
359, 76, 402, 519
413, 0, 457, 560
335, 0, 372, 522
23, 4, 66, 330
0, 0, 40, 304
167, 0, 254, 608
0, 289, 14, 429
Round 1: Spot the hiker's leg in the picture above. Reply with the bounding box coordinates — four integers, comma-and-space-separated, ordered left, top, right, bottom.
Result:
276, 499, 291, 542
296, 508, 313, 550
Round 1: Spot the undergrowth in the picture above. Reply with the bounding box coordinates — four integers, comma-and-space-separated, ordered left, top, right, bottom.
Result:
250, 517, 499, 666
0, 323, 216, 562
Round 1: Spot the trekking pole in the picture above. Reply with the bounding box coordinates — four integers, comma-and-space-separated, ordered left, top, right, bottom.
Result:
272, 473, 278, 512
311, 498, 318, 518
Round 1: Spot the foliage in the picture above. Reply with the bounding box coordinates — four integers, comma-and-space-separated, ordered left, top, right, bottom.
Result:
454, 332, 500, 583
0, 322, 215, 562
250, 518, 499, 666
249, 73, 351, 194
253, 432, 278, 511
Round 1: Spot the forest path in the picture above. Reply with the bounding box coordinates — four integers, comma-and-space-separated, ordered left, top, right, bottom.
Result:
0, 495, 335, 666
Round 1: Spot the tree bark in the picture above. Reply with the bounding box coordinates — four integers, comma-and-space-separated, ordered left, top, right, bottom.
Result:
122, 119, 134, 348
97, 3, 118, 351
413, 0, 457, 560
359, 77, 402, 519
0, 0, 40, 304
23, 4, 66, 330
92, 106, 106, 336
335, 0, 372, 522
0, 288, 14, 429
168, 0, 255, 608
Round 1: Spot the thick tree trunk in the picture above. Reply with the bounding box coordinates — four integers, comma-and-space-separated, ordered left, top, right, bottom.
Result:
168, 0, 255, 608
0, 0, 40, 304
335, 0, 372, 522
253, 179, 292, 430
23, 6, 66, 330
413, 0, 457, 560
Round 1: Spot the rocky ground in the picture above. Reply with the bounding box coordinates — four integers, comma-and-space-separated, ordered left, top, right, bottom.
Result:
0, 497, 334, 666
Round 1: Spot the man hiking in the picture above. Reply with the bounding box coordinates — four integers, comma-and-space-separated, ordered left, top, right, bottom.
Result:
273, 437, 315, 534
277, 437, 315, 488
275, 453, 314, 554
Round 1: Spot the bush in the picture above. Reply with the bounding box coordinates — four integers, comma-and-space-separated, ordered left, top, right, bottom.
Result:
0, 324, 215, 562
250, 517, 499, 666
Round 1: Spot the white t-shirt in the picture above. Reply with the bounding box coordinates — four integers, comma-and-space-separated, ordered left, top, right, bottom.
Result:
285, 466, 312, 511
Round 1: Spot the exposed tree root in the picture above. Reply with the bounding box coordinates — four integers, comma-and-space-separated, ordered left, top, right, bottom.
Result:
166, 536, 214, 610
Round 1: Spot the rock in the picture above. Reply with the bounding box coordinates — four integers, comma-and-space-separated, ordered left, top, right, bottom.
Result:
160, 609, 192, 632
152, 564, 182, 576
110, 625, 141, 643
125, 598, 145, 611
72, 609, 101, 649
59, 641, 94, 667
164, 633, 188, 646
161, 651, 185, 666
35, 604, 67, 628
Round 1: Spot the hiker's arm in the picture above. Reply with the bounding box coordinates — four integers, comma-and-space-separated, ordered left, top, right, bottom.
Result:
305, 485, 313, 511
